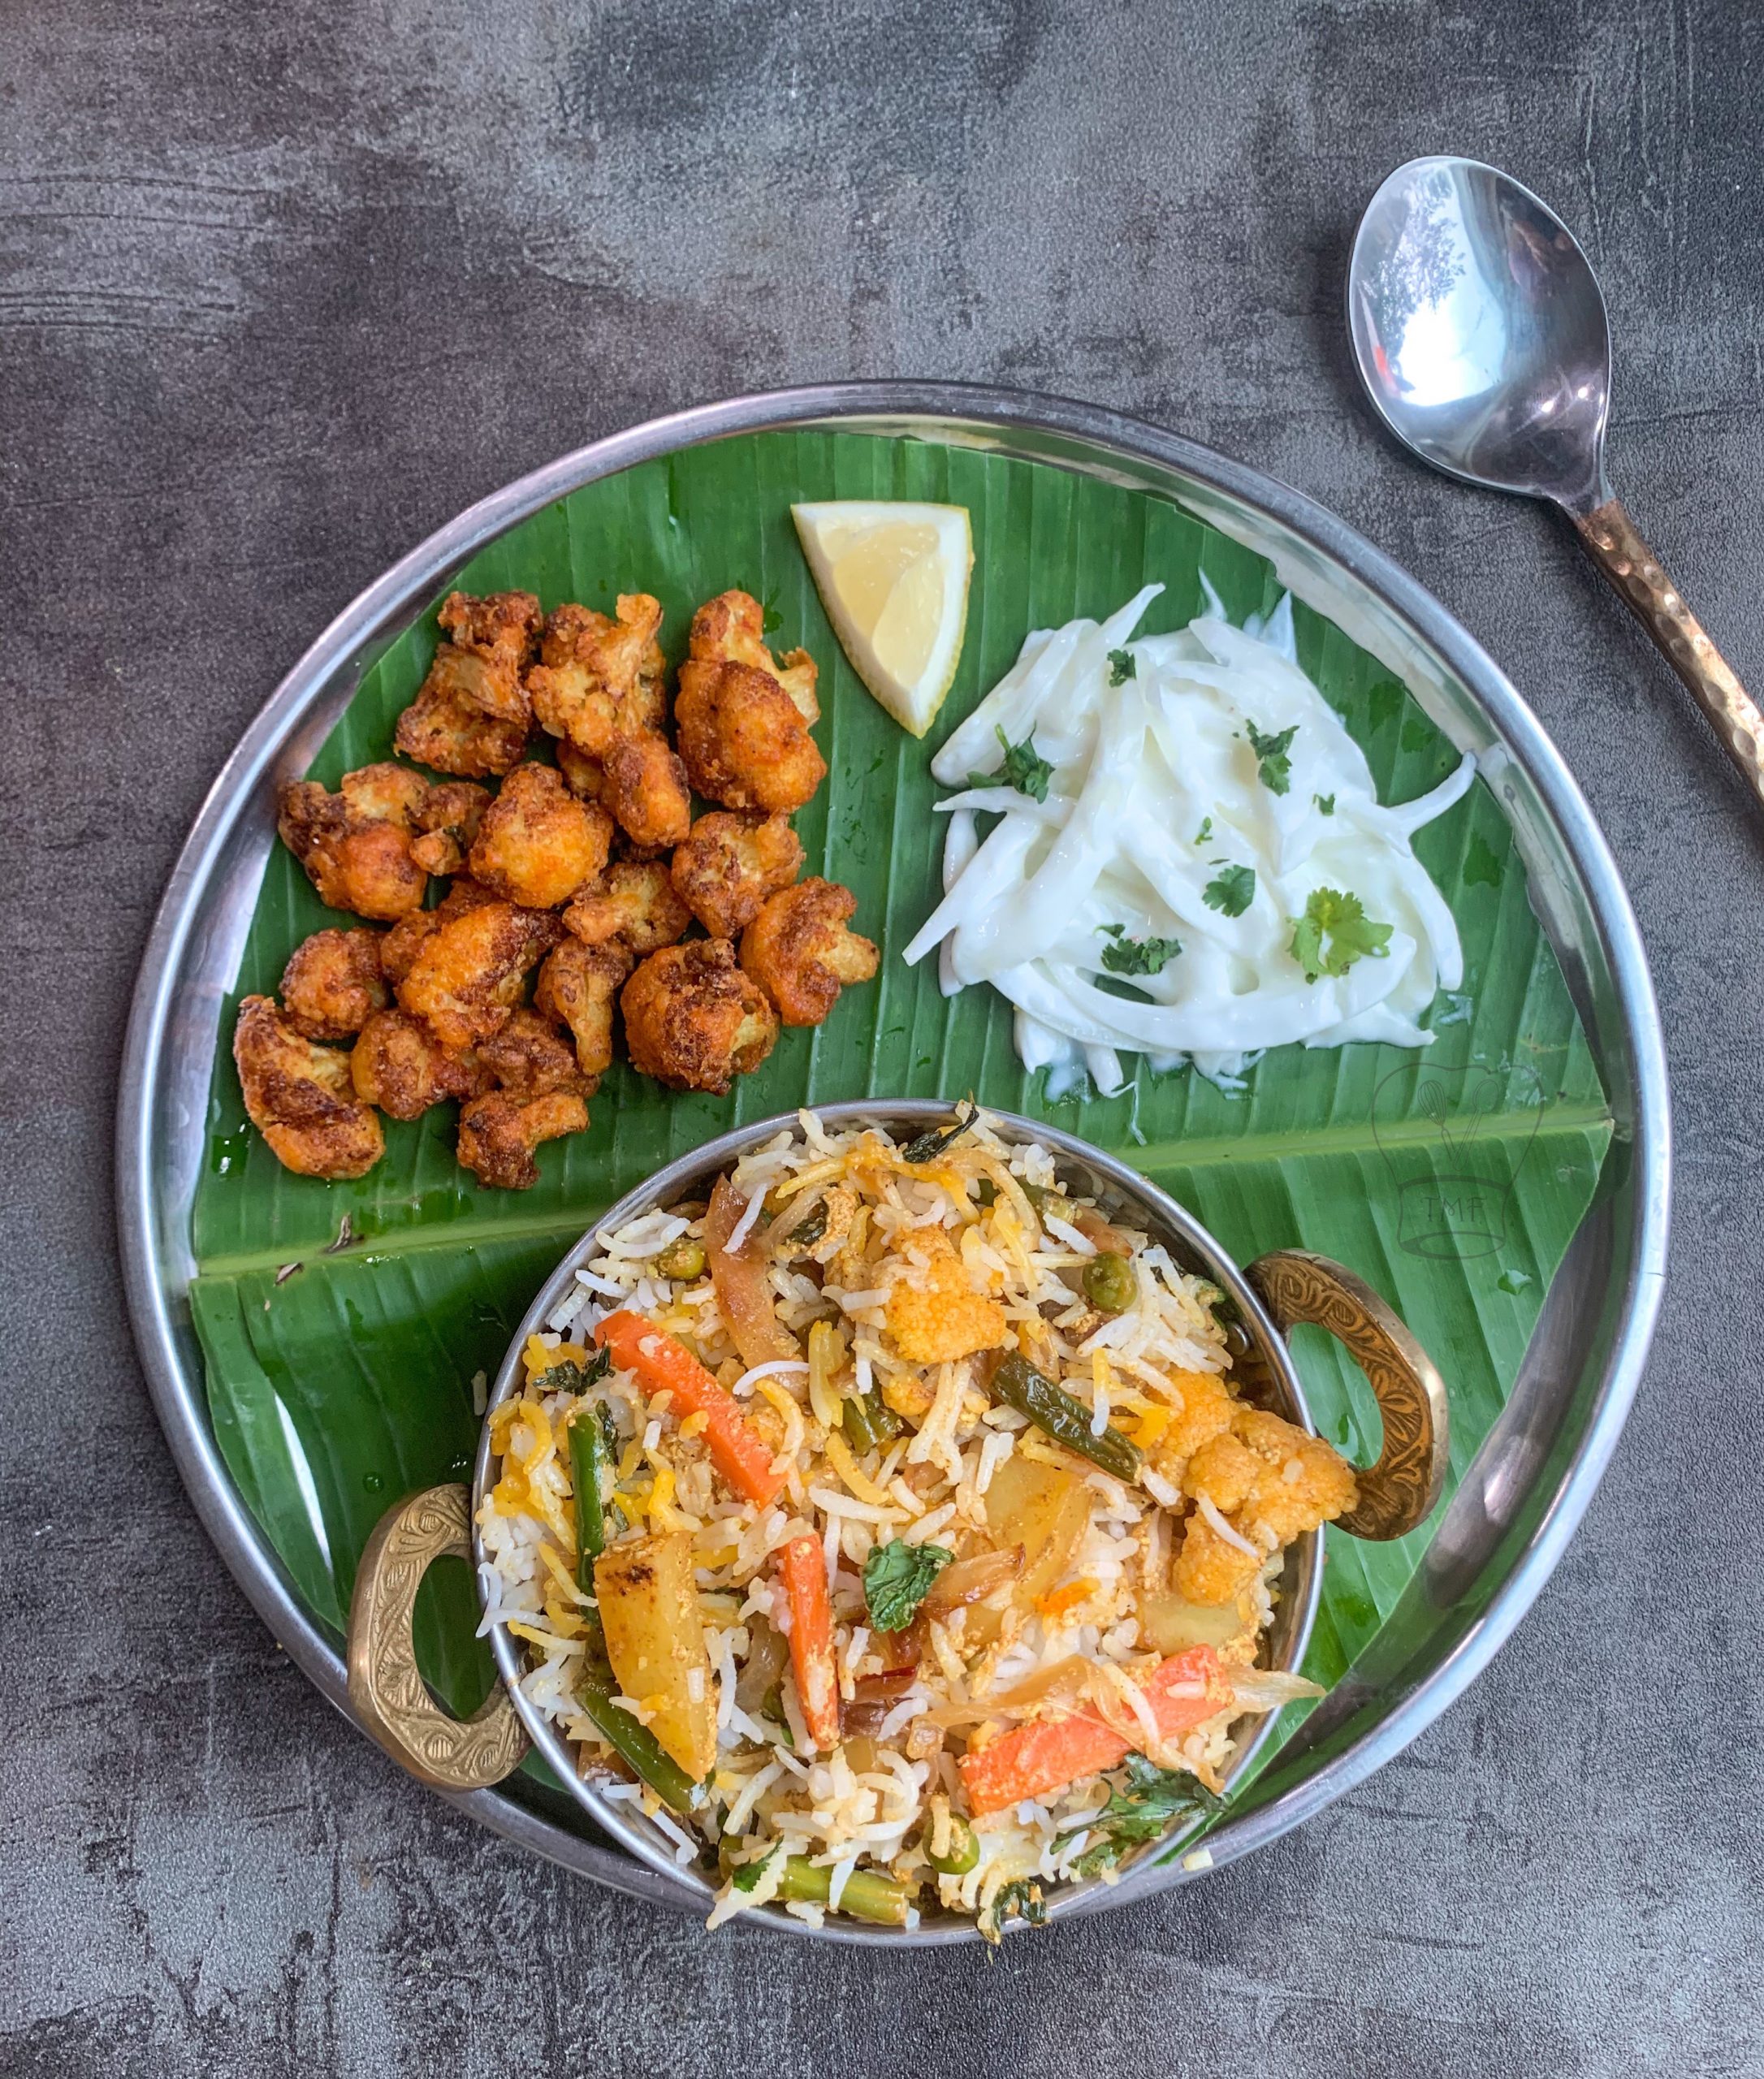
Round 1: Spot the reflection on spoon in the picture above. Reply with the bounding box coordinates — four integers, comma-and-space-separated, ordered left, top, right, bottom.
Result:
1347, 156, 1764, 811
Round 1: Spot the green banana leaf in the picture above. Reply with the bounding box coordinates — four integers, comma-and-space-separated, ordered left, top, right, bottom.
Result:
188, 429, 1611, 1836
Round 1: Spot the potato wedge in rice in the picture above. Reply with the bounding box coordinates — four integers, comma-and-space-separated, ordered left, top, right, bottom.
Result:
594, 1532, 719, 1783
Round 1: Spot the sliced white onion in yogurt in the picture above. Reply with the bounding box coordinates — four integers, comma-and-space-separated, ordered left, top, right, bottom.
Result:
904, 587, 1476, 1094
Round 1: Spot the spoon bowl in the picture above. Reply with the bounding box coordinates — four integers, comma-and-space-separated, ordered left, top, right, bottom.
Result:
1348, 154, 1763, 810
1349, 156, 1612, 514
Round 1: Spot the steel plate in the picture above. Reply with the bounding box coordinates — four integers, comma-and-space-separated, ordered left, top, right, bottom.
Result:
115, 381, 1670, 1937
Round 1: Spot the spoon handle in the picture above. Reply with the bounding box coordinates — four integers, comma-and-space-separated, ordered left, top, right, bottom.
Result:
1574, 496, 1764, 808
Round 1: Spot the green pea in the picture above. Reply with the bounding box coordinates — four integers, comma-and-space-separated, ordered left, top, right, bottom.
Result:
1082, 1251, 1137, 1315
655, 1237, 707, 1281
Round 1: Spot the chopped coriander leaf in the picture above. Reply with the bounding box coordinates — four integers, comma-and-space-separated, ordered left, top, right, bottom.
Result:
901, 1098, 978, 1164
1202, 863, 1256, 917
1066, 1755, 1226, 1876
863, 1538, 953, 1632
1195, 815, 1213, 844
1107, 647, 1137, 685
968, 724, 1053, 804
1314, 793, 1335, 815
1290, 887, 1394, 983
730, 1843, 785, 1892
531, 1344, 612, 1398
979, 1877, 1048, 1938
1245, 719, 1298, 795
1098, 923, 1182, 975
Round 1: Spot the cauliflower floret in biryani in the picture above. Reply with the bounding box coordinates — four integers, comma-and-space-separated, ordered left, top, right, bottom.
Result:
476, 1109, 1361, 1939
884, 1228, 1010, 1364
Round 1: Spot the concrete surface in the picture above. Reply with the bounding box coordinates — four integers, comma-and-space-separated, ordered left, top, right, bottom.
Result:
5, 1, 1762, 2073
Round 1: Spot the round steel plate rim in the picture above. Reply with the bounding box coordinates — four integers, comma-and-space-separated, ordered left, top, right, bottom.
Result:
475, 1099, 1327, 1943
115, 378, 1671, 1939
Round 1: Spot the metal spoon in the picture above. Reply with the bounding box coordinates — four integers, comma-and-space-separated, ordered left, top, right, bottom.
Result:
1347, 154, 1763, 808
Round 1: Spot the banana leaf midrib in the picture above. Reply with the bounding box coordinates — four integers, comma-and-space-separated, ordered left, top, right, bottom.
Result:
188, 1101, 1615, 1282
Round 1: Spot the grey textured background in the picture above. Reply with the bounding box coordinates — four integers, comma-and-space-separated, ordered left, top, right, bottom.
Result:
5, 2, 1762, 2073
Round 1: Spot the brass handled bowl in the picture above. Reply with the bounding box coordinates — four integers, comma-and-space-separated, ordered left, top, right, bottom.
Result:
345, 1100, 1448, 1944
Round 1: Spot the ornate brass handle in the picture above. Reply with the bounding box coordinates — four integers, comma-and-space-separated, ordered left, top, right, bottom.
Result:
344, 1483, 529, 1791
1247, 1250, 1449, 1541
1575, 495, 1764, 810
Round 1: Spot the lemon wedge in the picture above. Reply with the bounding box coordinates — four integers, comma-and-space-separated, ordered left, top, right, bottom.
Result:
792, 501, 973, 737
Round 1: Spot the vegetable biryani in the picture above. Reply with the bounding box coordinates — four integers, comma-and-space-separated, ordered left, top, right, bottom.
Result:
478, 1107, 1357, 1935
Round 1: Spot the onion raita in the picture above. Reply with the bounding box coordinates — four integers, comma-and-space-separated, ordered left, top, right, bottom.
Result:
903, 586, 1475, 1095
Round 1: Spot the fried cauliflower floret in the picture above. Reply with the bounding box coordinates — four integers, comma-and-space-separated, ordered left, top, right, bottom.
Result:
1225, 1407, 1360, 1544
394, 594, 540, 775
233, 995, 384, 1179
409, 781, 492, 876
674, 660, 828, 815
1149, 1368, 1237, 1489
456, 1088, 587, 1191
740, 878, 878, 1027
338, 762, 430, 824
525, 596, 665, 757
555, 739, 604, 802
600, 729, 692, 849
534, 939, 633, 1085
465, 763, 614, 909
477, 1006, 588, 1103
1172, 1407, 1359, 1606
433, 590, 543, 724
563, 860, 691, 957
380, 910, 435, 988
619, 939, 778, 1094
394, 671, 530, 778
1170, 1514, 1263, 1607
670, 810, 803, 939
378, 876, 499, 985
350, 1008, 487, 1120
884, 1230, 1010, 1364
278, 762, 430, 921
688, 590, 819, 723
279, 928, 389, 1042
396, 900, 561, 1051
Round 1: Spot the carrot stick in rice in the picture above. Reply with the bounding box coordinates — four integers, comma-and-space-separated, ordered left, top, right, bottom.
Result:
594, 1310, 786, 1509
958, 1647, 1230, 1815
777, 1533, 842, 1751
